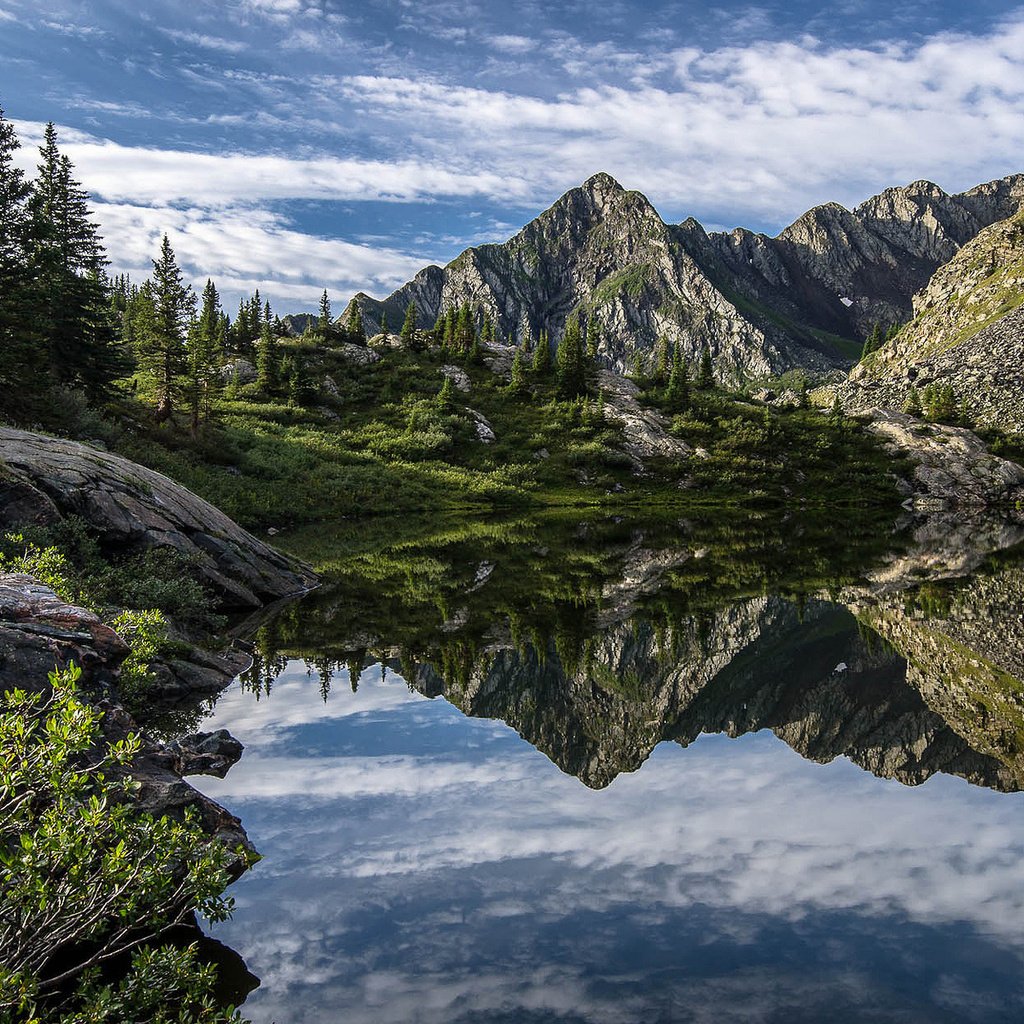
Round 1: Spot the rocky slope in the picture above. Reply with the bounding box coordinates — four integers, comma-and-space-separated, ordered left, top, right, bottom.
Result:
340, 172, 1024, 382
0, 427, 316, 609
838, 210, 1024, 428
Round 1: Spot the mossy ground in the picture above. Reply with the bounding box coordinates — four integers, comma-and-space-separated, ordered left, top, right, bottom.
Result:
53, 339, 904, 532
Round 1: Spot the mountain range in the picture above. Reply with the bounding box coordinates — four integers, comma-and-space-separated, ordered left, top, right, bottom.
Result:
339, 171, 1024, 382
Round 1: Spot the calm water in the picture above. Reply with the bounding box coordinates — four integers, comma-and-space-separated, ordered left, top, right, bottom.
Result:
192, 511, 1024, 1023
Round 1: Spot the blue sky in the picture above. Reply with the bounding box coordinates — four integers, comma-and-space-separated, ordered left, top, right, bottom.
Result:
2, 0, 1023, 312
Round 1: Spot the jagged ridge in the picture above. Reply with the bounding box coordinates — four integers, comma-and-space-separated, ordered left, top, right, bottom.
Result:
340, 172, 1024, 382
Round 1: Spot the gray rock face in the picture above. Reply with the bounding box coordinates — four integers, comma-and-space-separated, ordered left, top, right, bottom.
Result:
0, 428, 316, 609
707, 175, 1024, 343
864, 409, 1024, 509
346, 171, 1024, 381
839, 210, 1024, 429
0, 572, 129, 685
597, 370, 691, 466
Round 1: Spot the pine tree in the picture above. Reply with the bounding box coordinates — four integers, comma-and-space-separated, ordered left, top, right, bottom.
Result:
532, 329, 552, 376
431, 308, 445, 344
380, 310, 389, 336
288, 356, 316, 406
666, 346, 690, 410
184, 278, 223, 435
443, 306, 457, 351
653, 335, 671, 384
507, 347, 528, 396
556, 313, 586, 399
0, 106, 41, 409
28, 124, 124, 399
436, 374, 456, 411
903, 386, 923, 417
862, 322, 885, 358
343, 298, 365, 344
138, 235, 194, 420
401, 301, 420, 351
585, 315, 600, 360
454, 301, 475, 354
318, 289, 331, 333
697, 345, 714, 389
256, 322, 280, 394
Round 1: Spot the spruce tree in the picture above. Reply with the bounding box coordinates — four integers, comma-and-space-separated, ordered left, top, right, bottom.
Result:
138, 235, 194, 420
556, 313, 586, 399
507, 347, 528, 396
318, 289, 331, 333
344, 298, 366, 344
436, 374, 456, 411
653, 335, 670, 384
185, 278, 223, 434
697, 345, 714, 389
401, 301, 420, 351
666, 346, 690, 411
28, 124, 123, 398
585, 315, 600, 361
454, 301, 475, 354
0, 106, 41, 410
288, 356, 316, 406
532, 329, 552, 376
903, 386, 923, 417
256, 322, 280, 394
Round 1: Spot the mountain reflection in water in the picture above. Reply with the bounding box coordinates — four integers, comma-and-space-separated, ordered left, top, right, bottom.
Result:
193, 509, 1024, 1023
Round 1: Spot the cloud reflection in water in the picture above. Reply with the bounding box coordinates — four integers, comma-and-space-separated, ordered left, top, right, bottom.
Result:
195, 661, 1024, 1024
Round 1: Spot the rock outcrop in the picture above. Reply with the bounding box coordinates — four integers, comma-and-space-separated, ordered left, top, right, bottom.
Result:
339, 171, 1024, 381
863, 409, 1024, 509
0, 573, 251, 853
0, 427, 316, 609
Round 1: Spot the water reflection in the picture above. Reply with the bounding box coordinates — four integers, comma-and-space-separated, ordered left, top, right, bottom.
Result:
192, 508, 1024, 1022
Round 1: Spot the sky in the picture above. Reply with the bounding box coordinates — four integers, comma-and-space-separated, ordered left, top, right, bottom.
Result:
2, 0, 1024, 313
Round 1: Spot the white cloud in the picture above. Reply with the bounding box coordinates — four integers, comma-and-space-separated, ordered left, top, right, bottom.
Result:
11, 120, 522, 207
159, 27, 247, 53
487, 34, 536, 54
92, 202, 428, 308
339, 16, 1024, 224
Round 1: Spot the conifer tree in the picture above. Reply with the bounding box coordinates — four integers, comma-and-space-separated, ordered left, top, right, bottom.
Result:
532, 329, 552, 376
343, 298, 365, 344
432, 308, 446, 343
903, 386, 923, 417
380, 310, 389, 336
184, 278, 223, 435
138, 235, 194, 420
401, 301, 420, 351
585, 315, 600, 360
318, 289, 331, 333
0, 106, 41, 407
454, 301, 475, 354
666, 346, 690, 410
507, 346, 528, 396
556, 313, 586, 399
443, 306, 457, 351
653, 335, 671, 384
288, 356, 316, 406
436, 374, 456, 411
28, 124, 124, 398
256, 321, 280, 394
697, 345, 714, 389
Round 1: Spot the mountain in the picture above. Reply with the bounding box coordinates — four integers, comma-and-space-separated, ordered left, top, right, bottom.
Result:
837, 208, 1024, 429
341, 172, 1024, 382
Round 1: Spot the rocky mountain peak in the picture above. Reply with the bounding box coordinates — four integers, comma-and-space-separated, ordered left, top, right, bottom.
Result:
340, 169, 1024, 382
